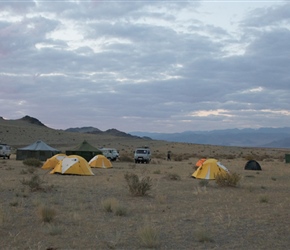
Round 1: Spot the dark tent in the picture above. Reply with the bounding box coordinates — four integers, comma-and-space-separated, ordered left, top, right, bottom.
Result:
244, 160, 262, 170
16, 140, 61, 161
66, 140, 102, 161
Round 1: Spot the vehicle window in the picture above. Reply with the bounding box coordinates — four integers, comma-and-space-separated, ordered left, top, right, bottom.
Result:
136, 150, 147, 154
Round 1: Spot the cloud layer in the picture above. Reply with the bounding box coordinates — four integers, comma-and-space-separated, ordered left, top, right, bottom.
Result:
1, 0, 290, 132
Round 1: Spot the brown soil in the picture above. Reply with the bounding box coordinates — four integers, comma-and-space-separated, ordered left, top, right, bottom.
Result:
1, 120, 290, 249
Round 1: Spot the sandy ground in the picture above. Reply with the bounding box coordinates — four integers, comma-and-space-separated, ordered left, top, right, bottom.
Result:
1, 119, 290, 249
1, 152, 290, 250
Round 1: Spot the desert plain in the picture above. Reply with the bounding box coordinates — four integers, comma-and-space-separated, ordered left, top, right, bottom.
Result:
1, 118, 290, 250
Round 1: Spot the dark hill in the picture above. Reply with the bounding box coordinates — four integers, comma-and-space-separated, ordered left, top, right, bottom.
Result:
19, 115, 46, 127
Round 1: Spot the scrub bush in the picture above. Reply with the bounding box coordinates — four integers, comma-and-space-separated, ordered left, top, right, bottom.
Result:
124, 173, 152, 196
23, 158, 42, 167
215, 172, 241, 187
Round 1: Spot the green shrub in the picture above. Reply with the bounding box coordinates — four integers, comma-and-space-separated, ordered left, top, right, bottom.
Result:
124, 173, 152, 196
23, 158, 42, 167
215, 172, 241, 187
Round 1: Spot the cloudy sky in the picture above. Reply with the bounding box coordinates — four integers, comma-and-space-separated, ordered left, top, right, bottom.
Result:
1, 0, 290, 133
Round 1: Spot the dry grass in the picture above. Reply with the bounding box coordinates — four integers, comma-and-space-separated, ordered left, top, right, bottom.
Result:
1, 123, 290, 249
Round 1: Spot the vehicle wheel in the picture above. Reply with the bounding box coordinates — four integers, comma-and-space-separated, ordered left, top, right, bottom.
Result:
7, 155, 10, 159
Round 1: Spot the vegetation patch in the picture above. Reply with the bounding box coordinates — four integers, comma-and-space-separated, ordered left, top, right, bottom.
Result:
138, 223, 160, 248
215, 172, 241, 187
165, 172, 181, 181
23, 158, 42, 168
101, 197, 119, 213
124, 173, 152, 196
195, 227, 214, 243
20, 174, 44, 191
199, 179, 209, 187
259, 196, 269, 203
38, 205, 56, 223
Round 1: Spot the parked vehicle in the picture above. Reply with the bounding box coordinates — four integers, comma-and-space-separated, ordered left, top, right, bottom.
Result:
99, 148, 119, 161
0, 144, 11, 159
134, 146, 151, 164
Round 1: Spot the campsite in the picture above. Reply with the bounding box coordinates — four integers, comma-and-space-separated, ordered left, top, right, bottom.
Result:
1, 118, 290, 249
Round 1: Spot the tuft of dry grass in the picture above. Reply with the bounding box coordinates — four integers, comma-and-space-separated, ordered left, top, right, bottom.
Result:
195, 227, 214, 243
101, 197, 119, 213
38, 205, 56, 223
259, 196, 269, 203
45, 223, 62, 236
138, 223, 160, 248
101, 198, 127, 216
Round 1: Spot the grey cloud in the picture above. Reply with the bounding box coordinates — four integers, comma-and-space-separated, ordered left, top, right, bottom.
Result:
1, 1, 290, 132
242, 2, 290, 27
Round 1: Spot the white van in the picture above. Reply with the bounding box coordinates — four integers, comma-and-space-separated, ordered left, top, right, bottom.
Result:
0, 144, 11, 159
134, 147, 151, 164
99, 148, 119, 161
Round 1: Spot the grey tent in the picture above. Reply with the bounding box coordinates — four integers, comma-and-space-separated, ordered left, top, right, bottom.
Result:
16, 140, 60, 161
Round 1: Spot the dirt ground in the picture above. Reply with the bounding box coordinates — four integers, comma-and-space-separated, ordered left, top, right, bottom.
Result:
1, 151, 290, 250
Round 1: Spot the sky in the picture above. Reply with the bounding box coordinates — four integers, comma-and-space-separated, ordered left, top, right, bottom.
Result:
1, 0, 290, 133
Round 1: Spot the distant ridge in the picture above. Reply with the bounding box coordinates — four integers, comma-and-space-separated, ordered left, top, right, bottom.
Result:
18, 115, 46, 127
130, 127, 290, 148
65, 127, 101, 133
104, 128, 136, 138
66, 127, 138, 138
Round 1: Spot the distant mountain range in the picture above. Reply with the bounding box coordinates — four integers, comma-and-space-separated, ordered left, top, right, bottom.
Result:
65, 127, 136, 138
2, 115, 290, 148
129, 128, 290, 148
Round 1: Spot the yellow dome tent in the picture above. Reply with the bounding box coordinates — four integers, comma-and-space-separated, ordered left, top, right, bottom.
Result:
89, 155, 112, 168
192, 158, 229, 180
50, 155, 94, 176
42, 153, 67, 170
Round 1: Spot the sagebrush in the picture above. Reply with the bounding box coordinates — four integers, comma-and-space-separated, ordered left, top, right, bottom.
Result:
124, 173, 152, 196
215, 172, 241, 187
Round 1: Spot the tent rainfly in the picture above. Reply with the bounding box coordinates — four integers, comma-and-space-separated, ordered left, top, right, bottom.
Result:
42, 153, 67, 170
89, 155, 112, 168
16, 140, 61, 161
195, 158, 206, 169
66, 140, 102, 161
50, 155, 94, 176
192, 158, 230, 180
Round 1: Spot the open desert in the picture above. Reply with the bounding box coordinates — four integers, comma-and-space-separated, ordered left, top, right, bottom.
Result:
1, 117, 290, 250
